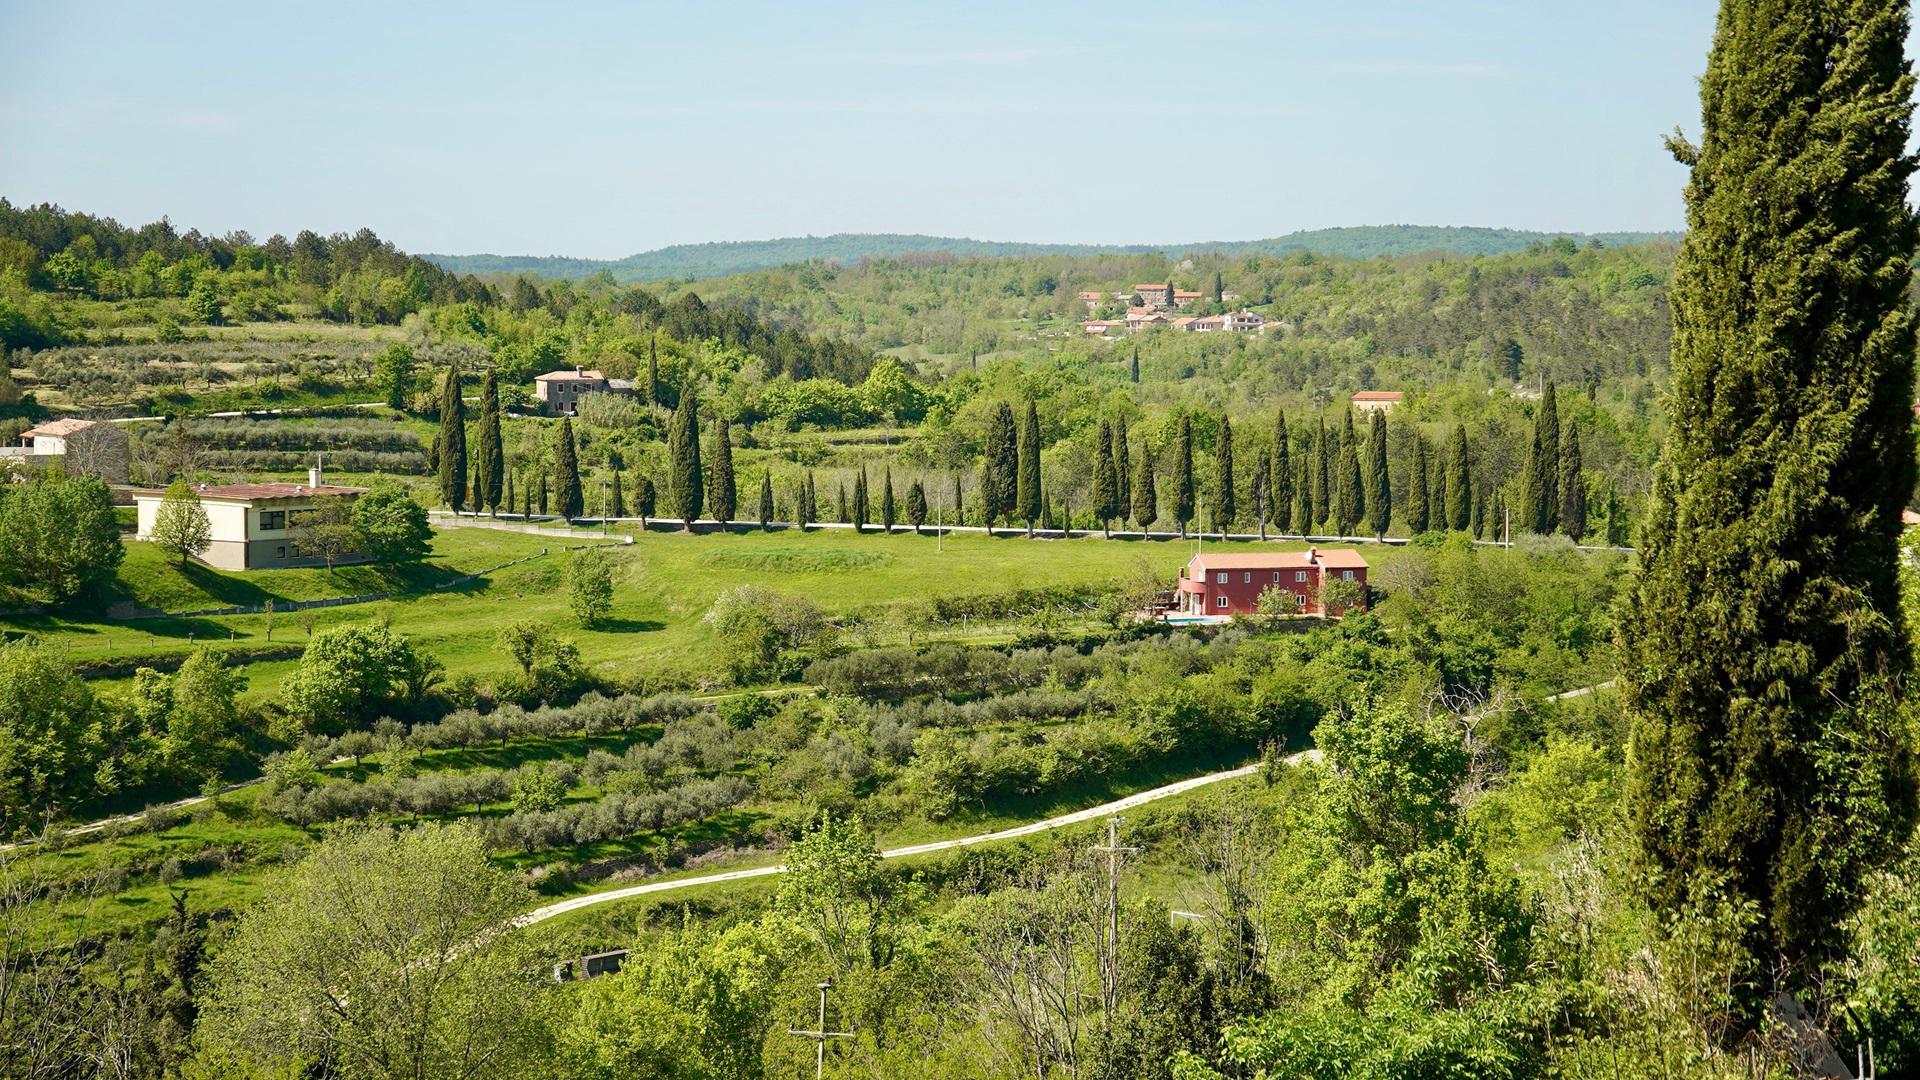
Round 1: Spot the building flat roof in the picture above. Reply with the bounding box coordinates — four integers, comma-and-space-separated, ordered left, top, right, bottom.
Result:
175, 482, 369, 502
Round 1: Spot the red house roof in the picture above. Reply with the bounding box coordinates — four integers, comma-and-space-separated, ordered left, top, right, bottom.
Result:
1351, 391, 1405, 403
1187, 547, 1368, 574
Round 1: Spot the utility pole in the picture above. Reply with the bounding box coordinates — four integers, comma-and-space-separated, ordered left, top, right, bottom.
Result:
787, 980, 853, 1080
1090, 816, 1142, 1013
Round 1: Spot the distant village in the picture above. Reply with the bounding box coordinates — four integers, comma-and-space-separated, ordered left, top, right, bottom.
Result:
1077, 281, 1269, 338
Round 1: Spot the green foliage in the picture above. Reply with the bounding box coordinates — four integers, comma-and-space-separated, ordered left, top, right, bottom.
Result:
1619, 0, 1920, 1019
475, 369, 504, 513
1364, 410, 1390, 538
151, 479, 212, 566
1214, 414, 1236, 527
982, 401, 1017, 529
375, 342, 415, 410
1172, 413, 1195, 534
1017, 400, 1043, 531
0, 638, 100, 832
1443, 425, 1472, 531
709, 413, 735, 523
280, 621, 422, 735
568, 546, 615, 628
435, 365, 467, 511
349, 479, 431, 563
553, 417, 583, 522
0, 470, 123, 602
704, 585, 836, 683
668, 390, 703, 524
1558, 422, 1585, 541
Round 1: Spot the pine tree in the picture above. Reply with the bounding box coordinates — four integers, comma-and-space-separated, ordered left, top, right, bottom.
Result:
852, 467, 869, 532
1092, 420, 1118, 537
880, 465, 896, 532
906, 480, 927, 533
1271, 412, 1291, 534
1335, 410, 1363, 536
1017, 400, 1042, 535
668, 389, 703, 526
1249, 451, 1270, 540
1519, 382, 1561, 533
1131, 443, 1157, 530
1406, 435, 1430, 534
982, 402, 1018, 533
476, 369, 504, 515
1443, 425, 1472, 530
1112, 415, 1131, 522
759, 472, 774, 530
610, 471, 626, 518
1310, 417, 1330, 529
710, 413, 736, 527
435, 365, 467, 512
1620, 0, 1920, 997
1363, 409, 1390, 538
1558, 421, 1586, 540
552, 418, 583, 523
1172, 414, 1195, 537
1213, 414, 1236, 530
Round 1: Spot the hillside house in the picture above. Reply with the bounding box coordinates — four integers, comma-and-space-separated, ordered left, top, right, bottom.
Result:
1125, 307, 1170, 330
0, 418, 129, 481
1173, 547, 1369, 617
534, 369, 637, 415
134, 465, 368, 570
1351, 390, 1405, 412
1077, 290, 1105, 312
1172, 289, 1204, 308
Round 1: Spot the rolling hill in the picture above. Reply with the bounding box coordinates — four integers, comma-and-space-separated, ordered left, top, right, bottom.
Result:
423, 225, 1679, 283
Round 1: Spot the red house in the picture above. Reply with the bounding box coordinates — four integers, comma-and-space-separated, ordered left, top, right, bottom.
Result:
1173, 547, 1369, 618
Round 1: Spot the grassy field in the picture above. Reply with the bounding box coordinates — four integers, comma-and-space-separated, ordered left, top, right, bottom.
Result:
12, 520, 1350, 697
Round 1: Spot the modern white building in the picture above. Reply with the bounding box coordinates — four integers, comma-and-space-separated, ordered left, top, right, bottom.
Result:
134, 465, 367, 571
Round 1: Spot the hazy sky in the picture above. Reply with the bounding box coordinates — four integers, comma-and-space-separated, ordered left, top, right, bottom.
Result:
0, 1, 1716, 258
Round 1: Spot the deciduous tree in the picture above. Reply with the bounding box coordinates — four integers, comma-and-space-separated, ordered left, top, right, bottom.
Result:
152, 479, 211, 566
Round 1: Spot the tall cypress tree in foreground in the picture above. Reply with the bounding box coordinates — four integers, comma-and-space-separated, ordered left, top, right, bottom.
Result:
1131, 443, 1157, 531
759, 472, 774, 530
610, 471, 625, 518
1291, 454, 1311, 537
504, 469, 515, 520
1271, 412, 1291, 534
552, 419, 583, 523
537, 474, 547, 517
1444, 425, 1472, 531
982, 402, 1018, 533
1620, 0, 1918, 1006
1405, 434, 1430, 534
1092, 420, 1118, 537
1558, 422, 1586, 541
476, 369, 503, 515
801, 471, 816, 528
1112, 416, 1131, 522
1519, 381, 1561, 533
1334, 410, 1363, 536
852, 467, 869, 532
710, 413, 736, 526
1172, 414, 1195, 537
950, 472, 963, 526
836, 482, 847, 524
1363, 409, 1390, 538
1017, 401, 1042, 535
1213, 414, 1236, 530
1249, 451, 1270, 539
1310, 418, 1330, 530
435, 365, 467, 512
668, 389, 703, 526
880, 465, 896, 532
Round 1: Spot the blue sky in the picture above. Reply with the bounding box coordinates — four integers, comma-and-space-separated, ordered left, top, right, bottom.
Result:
0, 1, 1715, 258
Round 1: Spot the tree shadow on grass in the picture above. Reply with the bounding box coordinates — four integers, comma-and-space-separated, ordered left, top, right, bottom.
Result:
593, 618, 666, 634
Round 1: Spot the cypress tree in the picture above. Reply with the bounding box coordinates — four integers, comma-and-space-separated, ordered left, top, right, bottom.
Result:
1406, 435, 1430, 534
668, 389, 703, 526
1471, 486, 1485, 539
553, 418, 583, 522
1249, 451, 1270, 540
710, 413, 736, 527
636, 474, 655, 526
1172, 414, 1195, 537
1213, 414, 1236, 530
538, 473, 548, 517
504, 469, 516, 520
1131, 443, 1157, 530
836, 482, 847, 524
759, 472, 774, 530
1363, 409, 1390, 538
1558, 421, 1586, 541
1092, 420, 1118, 537
435, 365, 467, 512
1605, 484, 1625, 546
1210, 269, 1223, 304
852, 467, 869, 532
880, 465, 896, 532
951, 472, 963, 527
1017, 400, 1042, 535
1130, 345, 1140, 384
1112, 415, 1131, 522
1271, 412, 1291, 533
471, 462, 481, 516
907, 480, 927, 533
610, 470, 626, 518
645, 334, 660, 408
476, 369, 503, 515
1310, 418, 1330, 529
1335, 410, 1363, 536
1620, 0, 1920, 1000
1444, 425, 1472, 530
1291, 453, 1311, 537
982, 402, 1018, 533
802, 471, 816, 528
1520, 381, 1561, 532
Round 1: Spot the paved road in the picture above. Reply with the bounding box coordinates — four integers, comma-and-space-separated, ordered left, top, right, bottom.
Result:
510, 751, 1320, 929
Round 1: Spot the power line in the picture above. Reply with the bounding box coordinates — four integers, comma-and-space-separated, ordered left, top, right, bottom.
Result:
787, 980, 854, 1080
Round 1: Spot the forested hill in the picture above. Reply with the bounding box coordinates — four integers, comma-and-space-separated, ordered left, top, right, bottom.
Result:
423, 225, 1680, 283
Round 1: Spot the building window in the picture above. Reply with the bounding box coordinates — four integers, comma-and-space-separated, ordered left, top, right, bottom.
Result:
1216, 572, 1227, 584
1242, 572, 1251, 583
1295, 593, 1307, 607
1295, 571, 1307, 582
1271, 571, 1280, 582
259, 510, 286, 530
1343, 570, 1355, 581
274, 545, 287, 559
1216, 595, 1229, 609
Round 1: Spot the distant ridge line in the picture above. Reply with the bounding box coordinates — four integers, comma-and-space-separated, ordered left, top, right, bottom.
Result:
422, 225, 1681, 283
